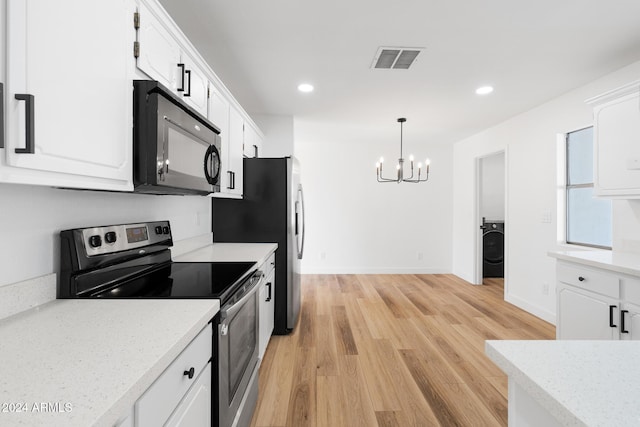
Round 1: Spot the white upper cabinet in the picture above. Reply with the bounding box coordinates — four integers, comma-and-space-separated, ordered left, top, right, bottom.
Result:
135, 1, 180, 91
586, 81, 640, 198
243, 124, 263, 158
226, 106, 245, 197
2, 0, 134, 191
208, 84, 233, 196
178, 52, 208, 117
1, 0, 261, 193
135, 1, 208, 117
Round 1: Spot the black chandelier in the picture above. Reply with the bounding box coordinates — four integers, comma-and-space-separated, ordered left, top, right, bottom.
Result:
376, 118, 430, 183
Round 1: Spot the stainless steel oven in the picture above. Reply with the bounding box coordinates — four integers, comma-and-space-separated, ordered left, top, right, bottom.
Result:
217, 270, 262, 427
58, 220, 263, 427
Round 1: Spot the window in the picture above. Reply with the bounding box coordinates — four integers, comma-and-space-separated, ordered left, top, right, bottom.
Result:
565, 127, 612, 248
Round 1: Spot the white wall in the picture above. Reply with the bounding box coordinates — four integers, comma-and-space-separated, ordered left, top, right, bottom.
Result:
295, 120, 453, 274
253, 114, 294, 157
452, 60, 640, 323
0, 183, 211, 287
481, 153, 505, 221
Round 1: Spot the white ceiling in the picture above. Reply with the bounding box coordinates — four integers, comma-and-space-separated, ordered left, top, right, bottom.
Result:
158, 0, 640, 144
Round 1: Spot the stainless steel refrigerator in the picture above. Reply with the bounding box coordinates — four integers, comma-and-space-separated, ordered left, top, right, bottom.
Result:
212, 157, 305, 335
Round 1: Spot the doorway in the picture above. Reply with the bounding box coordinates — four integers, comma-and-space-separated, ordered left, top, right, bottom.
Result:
475, 151, 506, 286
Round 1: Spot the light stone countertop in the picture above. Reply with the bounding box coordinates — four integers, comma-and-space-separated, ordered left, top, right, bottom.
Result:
173, 242, 278, 266
549, 250, 640, 277
486, 340, 640, 426
0, 299, 219, 427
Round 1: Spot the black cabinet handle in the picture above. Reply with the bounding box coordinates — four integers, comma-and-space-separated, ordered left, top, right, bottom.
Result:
226, 171, 236, 190
183, 367, 195, 379
578, 276, 585, 282
266, 282, 272, 302
14, 94, 35, 154
0, 83, 4, 149
621, 310, 629, 334
609, 305, 617, 328
177, 63, 186, 92
253, 144, 258, 157
184, 69, 191, 97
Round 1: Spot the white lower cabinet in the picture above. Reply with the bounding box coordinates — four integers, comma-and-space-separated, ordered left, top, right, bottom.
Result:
557, 286, 618, 340
259, 270, 275, 359
135, 324, 212, 427
258, 253, 276, 360
165, 363, 212, 427
556, 260, 640, 340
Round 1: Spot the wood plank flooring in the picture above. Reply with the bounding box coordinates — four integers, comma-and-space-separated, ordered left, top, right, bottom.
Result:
250, 275, 555, 427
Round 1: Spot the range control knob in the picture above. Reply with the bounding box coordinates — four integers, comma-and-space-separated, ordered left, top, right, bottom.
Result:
104, 231, 117, 244
88, 235, 102, 248
155, 226, 163, 235
162, 226, 170, 235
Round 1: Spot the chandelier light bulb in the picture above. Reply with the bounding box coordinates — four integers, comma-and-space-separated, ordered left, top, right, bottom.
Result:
425, 158, 431, 165
409, 154, 414, 162
396, 164, 400, 170
418, 162, 422, 169
376, 162, 380, 169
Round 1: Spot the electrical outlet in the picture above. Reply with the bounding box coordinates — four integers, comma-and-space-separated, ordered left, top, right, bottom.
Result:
542, 282, 549, 295
320, 252, 326, 261
541, 210, 552, 223
417, 252, 424, 260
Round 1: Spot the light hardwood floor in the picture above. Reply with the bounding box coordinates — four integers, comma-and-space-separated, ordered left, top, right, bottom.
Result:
250, 274, 555, 427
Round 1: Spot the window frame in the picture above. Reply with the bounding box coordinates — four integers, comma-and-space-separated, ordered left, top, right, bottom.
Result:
563, 126, 612, 250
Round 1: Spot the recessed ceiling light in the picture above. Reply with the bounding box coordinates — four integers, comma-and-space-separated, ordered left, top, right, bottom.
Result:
298, 83, 314, 93
476, 86, 494, 95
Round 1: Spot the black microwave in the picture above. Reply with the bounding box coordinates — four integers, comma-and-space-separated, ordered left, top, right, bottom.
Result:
133, 80, 221, 195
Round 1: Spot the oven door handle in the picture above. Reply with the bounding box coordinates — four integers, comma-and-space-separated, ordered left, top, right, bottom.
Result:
220, 271, 263, 322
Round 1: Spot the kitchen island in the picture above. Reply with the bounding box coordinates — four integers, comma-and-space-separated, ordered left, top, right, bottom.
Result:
486, 340, 640, 426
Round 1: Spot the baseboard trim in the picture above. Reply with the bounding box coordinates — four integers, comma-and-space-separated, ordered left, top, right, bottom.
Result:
301, 268, 450, 275
505, 293, 556, 325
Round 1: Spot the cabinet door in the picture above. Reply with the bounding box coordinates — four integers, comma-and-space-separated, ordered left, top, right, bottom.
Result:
259, 270, 275, 359
136, 2, 180, 91
227, 106, 244, 196
5, 0, 133, 191
620, 303, 640, 340
208, 85, 230, 193
165, 363, 212, 427
179, 52, 208, 117
557, 286, 618, 340
243, 124, 262, 158
590, 82, 640, 197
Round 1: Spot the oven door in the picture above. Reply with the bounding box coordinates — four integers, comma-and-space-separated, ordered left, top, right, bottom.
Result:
218, 271, 262, 427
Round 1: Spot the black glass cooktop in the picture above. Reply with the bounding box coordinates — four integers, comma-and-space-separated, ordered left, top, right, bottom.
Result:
83, 261, 256, 303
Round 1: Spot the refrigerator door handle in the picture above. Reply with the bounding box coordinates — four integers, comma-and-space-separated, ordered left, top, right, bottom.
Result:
297, 184, 305, 259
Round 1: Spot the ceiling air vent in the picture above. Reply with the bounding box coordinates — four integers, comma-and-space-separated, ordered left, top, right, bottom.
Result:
371, 47, 424, 70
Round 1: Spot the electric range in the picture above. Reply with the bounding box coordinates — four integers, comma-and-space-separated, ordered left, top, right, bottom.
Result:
58, 220, 262, 427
